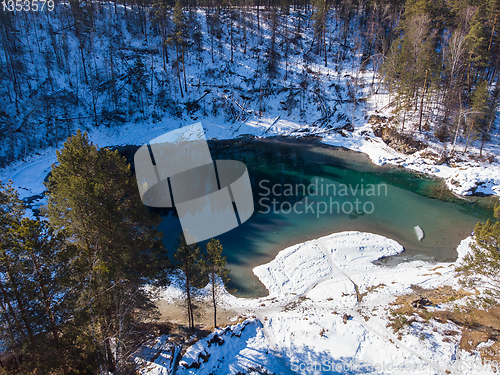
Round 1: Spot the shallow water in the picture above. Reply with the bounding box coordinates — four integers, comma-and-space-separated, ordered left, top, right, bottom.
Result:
118, 137, 497, 298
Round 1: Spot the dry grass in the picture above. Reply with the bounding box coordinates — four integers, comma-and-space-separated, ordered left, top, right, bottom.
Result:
387, 285, 500, 364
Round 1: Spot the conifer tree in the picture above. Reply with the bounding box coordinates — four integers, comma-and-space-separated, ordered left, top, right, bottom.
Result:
0, 181, 38, 363
267, 7, 280, 77
280, 0, 291, 80
171, 0, 188, 97
174, 232, 202, 332
44, 130, 166, 372
464, 79, 490, 153
7, 218, 80, 374
312, 0, 327, 65
153, 0, 173, 70
200, 239, 230, 328
0, 181, 89, 374
457, 204, 500, 308
465, 20, 489, 95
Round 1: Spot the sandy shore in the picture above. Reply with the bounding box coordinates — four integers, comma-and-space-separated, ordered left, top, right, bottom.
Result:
156, 298, 242, 331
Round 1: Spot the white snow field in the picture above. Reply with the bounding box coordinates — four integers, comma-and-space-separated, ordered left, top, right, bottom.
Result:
136, 232, 497, 375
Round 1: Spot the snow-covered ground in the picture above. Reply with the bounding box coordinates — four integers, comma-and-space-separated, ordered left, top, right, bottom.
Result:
137, 232, 496, 375
2, 109, 500, 203
3, 4, 500, 200
3, 102, 498, 374
2, 5, 498, 373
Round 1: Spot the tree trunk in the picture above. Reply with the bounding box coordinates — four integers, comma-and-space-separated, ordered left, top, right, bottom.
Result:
489, 13, 498, 52
243, 6, 247, 54
176, 44, 184, 98
418, 69, 428, 132
463, 113, 476, 153
212, 274, 217, 328
0, 298, 17, 347
182, 48, 188, 94
257, 0, 260, 32
30, 250, 69, 374
230, 9, 234, 63
324, 1, 327, 67
185, 269, 194, 331
0, 279, 27, 343
401, 105, 407, 133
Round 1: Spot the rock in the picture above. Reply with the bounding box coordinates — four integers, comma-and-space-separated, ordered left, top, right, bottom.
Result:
373, 126, 427, 155
342, 313, 353, 324
411, 297, 432, 309
207, 334, 225, 346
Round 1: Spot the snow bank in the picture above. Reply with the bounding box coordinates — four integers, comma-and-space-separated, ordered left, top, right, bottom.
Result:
141, 231, 496, 374
456, 236, 475, 263
134, 335, 180, 375
245, 231, 493, 374
254, 231, 403, 297
253, 241, 332, 296
178, 318, 262, 372
3, 114, 500, 201
445, 165, 500, 196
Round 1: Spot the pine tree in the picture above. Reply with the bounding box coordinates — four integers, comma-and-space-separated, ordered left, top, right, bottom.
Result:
7, 218, 79, 374
280, 0, 291, 80
171, 0, 188, 97
0, 11, 25, 114
457, 204, 500, 308
69, 0, 90, 85
464, 79, 490, 153
200, 239, 230, 328
44, 130, 166, 372
0, 181, 86, 374
312, 0, 327, 64
0, 181, 38, 363
153, 0, 173, 70
479, 85, 499, 157
206, 7, 223, 64
465, 19, 489, 95
174, 232, 202, 332
266, 7, 280, 78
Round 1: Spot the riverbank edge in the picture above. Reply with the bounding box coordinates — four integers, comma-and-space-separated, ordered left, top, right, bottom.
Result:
143, 231, 496, 374
2, 116, 499, 204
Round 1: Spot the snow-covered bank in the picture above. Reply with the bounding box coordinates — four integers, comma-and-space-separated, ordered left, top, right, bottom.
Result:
310, 119, 500, 198
138, 232, 496, 375
2, 113, 500, 203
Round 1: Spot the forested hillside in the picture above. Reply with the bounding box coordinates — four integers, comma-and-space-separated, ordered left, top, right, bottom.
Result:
1, 0, 498, 168
2, 1, 500, 373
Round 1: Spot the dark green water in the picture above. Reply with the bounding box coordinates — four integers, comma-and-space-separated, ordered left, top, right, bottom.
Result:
117, 137, 497, 298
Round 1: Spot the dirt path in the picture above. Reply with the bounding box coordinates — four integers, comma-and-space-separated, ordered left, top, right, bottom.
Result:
156, 299, 241, 332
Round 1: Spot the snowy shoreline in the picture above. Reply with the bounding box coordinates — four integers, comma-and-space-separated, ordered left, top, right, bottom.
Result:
141, 231, 496, 375
2, 117, 497, 373
2, 115, 500, 203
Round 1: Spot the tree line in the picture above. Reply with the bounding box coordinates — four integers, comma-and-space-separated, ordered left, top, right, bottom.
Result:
0, 0, 404, 166
2, 0, 499, 166
381, 0, 500, 157
0, 130, 229, 374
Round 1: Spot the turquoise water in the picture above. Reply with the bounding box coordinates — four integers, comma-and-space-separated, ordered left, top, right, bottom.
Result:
120, 137, 497, 298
